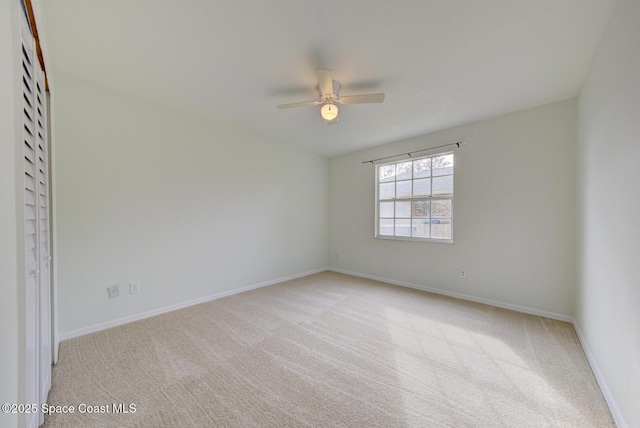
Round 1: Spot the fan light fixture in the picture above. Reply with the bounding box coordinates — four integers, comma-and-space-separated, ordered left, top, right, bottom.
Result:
320, 103, 338, 121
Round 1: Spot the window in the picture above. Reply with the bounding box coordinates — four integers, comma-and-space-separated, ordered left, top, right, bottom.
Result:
375, 152, 454, 242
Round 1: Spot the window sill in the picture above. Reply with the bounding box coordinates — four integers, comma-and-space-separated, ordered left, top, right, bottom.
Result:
374, 235, 454, 244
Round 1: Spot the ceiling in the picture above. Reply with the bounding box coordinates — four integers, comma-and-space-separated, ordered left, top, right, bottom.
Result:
38, 0, 616, 157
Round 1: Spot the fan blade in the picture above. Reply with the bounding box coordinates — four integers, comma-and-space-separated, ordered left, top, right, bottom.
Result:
276, 100, 320, 109
316, 69, 334, 95
338, 93, 385, 104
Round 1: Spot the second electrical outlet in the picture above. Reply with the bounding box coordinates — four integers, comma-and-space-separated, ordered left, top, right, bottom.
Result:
130, 281, 140, 294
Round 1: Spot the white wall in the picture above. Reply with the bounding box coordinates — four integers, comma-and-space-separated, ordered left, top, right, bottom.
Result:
576, 0, 640, 426
329, 100, 576, 317
1, 1, 24, 427
53, 72, 328, 337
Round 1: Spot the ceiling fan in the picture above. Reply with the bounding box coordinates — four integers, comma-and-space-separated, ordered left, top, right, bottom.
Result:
276, 69, 385, 125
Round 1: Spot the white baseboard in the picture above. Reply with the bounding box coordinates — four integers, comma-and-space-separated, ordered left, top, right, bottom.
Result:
59, 268, 327, 341
328, 267, 573, 322
571, 320, 627, 428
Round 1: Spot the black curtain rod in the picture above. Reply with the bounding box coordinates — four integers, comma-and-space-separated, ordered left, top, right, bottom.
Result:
361, 141, 467, 165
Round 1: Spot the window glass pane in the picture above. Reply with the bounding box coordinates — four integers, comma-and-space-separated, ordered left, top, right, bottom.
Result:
432, 175, 453, 195
431, 219, 452, 239
432, 154, 454, 176
431, 199, 451, 218
396, 161, 412, 181
379, 182, 395, 199
395, 201, 411, 218
413, 158, 431, 178
412, 220, 430, 238
395, 219, 411, 237
378, 164, 396, 182
412, 200, 430, 218
413, 178, 431, 196
379, 219, 394, 236
396, 180, 411, 198
375, 153, 454, 243
379, 201, 394, 218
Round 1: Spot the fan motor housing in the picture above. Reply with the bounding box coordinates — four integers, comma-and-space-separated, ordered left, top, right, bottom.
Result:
317, 80, 341, 103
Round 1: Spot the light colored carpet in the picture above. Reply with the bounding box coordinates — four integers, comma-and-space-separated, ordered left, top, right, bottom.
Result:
44, 271, 614, 427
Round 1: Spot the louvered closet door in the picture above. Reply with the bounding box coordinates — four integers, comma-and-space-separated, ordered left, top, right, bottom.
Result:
21, 7, 51, 427
22, 16, 40, 428
35, 56, 52, 417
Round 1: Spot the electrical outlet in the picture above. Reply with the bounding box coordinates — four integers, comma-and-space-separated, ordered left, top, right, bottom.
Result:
130, 281, 140, 294
108, 284, 120, 298
459, 269, 466, 278
335, 252, 340, 259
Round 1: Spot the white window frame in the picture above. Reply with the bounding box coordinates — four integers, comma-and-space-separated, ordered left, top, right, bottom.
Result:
374, 151, 454, 243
